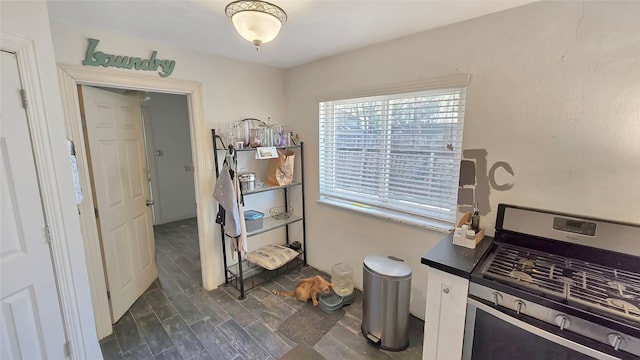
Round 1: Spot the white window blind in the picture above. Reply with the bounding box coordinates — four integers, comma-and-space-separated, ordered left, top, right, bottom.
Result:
319, 87, 466, 227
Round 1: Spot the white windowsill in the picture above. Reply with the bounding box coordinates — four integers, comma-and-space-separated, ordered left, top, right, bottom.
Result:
317, 198, 453, 234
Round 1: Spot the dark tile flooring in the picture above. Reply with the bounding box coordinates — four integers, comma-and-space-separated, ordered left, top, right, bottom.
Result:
100, 218, 424, 360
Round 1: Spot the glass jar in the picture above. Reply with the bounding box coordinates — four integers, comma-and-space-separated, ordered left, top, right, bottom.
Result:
249, 128, 262, 148
269, 125, 284, 147
262, 126, 274, 147
331, 262, 354, 297
235, 120, 250, 147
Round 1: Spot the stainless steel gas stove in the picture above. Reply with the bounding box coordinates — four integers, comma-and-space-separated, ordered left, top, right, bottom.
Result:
463, 204, 640, 360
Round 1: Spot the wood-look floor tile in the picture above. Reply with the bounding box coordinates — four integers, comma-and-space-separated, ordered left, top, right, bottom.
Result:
168, 292, 205, 325
175, 255, 202, 280
156, 267, 184, 296
408, 315, 425, 349
190, 320, 240, 360
130, 295, 154, 319
158, 254, 200, 291
99, 332, 116, 344
144, 282, 159, 295
135, 311, 174, 355
314, 332, 366, 360
113, 311, 142, 354
284, 272, 303, 282
273, 274, 300, 290
280, 344, 325, 360
257, 282, 304, 310
100, 337, 123, 360
239, 294, 288, 331
245, 320, 293, 358
214, 293, 256, 327
206, 287, 227, 298
161, 314, 204, 360
153, 346, 182, 360
122, 343, 154, 360
326, 320, 392, 359
384, 347, 422, 360
190, 349, 214, 360
145, 289, 178, 321
185, 286, 213, 304
191, 290, 231, 325
247, 286, 271, 300
216, 319, 270, 360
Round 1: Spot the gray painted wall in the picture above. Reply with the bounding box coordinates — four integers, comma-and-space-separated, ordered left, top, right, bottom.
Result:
143, 93, 196, 224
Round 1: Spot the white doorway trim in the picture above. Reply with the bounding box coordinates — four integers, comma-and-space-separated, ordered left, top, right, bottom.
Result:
57, 65, 217, 339
1, 34, 100, 359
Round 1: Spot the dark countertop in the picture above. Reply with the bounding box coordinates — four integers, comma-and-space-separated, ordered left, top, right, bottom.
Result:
421, 232, 494, 278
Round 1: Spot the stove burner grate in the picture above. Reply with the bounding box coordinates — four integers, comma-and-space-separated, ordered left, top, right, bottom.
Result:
482, 245, 567, 299
606, 298, 640, 316
483, 244, 640, 324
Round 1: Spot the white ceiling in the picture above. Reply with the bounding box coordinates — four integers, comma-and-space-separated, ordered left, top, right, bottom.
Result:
47, 0, 535, 69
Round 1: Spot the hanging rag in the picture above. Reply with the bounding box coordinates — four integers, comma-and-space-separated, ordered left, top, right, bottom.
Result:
214, 163, 241, 238
234, 169, 248, 256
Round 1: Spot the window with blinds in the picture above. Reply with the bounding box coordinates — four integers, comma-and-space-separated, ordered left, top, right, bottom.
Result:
319, 87, 466, 228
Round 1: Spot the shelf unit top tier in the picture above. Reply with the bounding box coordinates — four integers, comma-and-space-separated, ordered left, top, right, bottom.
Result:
215, 144, 302, 152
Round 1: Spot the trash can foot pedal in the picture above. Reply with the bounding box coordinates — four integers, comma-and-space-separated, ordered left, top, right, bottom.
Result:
366, 333, 381, 346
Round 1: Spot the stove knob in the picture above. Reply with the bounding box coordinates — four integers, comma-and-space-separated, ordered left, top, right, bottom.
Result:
607, 334, 624, 351
514, 300, 526, 315
554, 315, 570, 330
491, 292, 503, 306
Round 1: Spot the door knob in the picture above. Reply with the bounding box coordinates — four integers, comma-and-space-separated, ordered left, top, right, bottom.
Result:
146, 200, 155, 206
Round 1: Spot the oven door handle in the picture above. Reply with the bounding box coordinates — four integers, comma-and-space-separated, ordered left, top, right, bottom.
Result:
467, 298, 621, 360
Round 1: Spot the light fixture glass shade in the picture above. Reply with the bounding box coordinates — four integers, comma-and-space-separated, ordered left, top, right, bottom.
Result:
225, 0, 287, 47
231, 11, 282, 46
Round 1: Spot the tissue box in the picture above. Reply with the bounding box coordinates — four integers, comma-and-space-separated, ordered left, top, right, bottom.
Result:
244, 210, 264, 233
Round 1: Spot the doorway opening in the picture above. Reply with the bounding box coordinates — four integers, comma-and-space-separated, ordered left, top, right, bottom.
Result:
58, 65, 218, 340
79, 85, 200, 335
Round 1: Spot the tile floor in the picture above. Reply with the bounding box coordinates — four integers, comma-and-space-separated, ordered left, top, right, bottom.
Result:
100, 218, 424, 360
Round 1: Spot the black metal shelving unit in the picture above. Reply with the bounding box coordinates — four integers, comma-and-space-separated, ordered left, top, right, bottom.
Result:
212, 129, 307, 299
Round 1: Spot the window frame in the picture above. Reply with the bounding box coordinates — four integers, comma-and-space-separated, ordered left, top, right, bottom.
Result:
317, 75, 469, 232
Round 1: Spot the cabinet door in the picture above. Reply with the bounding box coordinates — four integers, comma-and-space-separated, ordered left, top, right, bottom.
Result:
423, 267, 469, 360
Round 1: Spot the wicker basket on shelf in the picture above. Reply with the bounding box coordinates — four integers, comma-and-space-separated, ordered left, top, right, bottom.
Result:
269, 206, 294, 220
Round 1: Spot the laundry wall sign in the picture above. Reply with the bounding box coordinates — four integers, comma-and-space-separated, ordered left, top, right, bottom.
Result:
82, 38, 176, 78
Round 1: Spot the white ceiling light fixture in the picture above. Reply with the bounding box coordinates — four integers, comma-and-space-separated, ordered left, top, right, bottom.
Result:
225, 0, 287, 50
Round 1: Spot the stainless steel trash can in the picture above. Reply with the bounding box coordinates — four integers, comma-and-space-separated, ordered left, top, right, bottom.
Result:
361, 255, 412, 351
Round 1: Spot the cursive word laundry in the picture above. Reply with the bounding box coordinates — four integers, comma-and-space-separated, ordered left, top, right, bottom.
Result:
82, 38, 175, 78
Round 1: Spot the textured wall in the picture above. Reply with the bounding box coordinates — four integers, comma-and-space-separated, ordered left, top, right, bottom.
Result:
283, 1, 640, 319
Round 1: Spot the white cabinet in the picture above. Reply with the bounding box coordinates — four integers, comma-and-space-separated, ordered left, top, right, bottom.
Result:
422, 267, 469, 360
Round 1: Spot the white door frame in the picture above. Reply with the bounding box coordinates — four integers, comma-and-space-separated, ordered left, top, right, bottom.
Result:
57, 65, 218, 339
1, 34, 100, 359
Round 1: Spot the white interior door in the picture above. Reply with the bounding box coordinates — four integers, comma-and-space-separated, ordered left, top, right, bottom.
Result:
80, 85, 157, 323
0, 50, 67, 359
